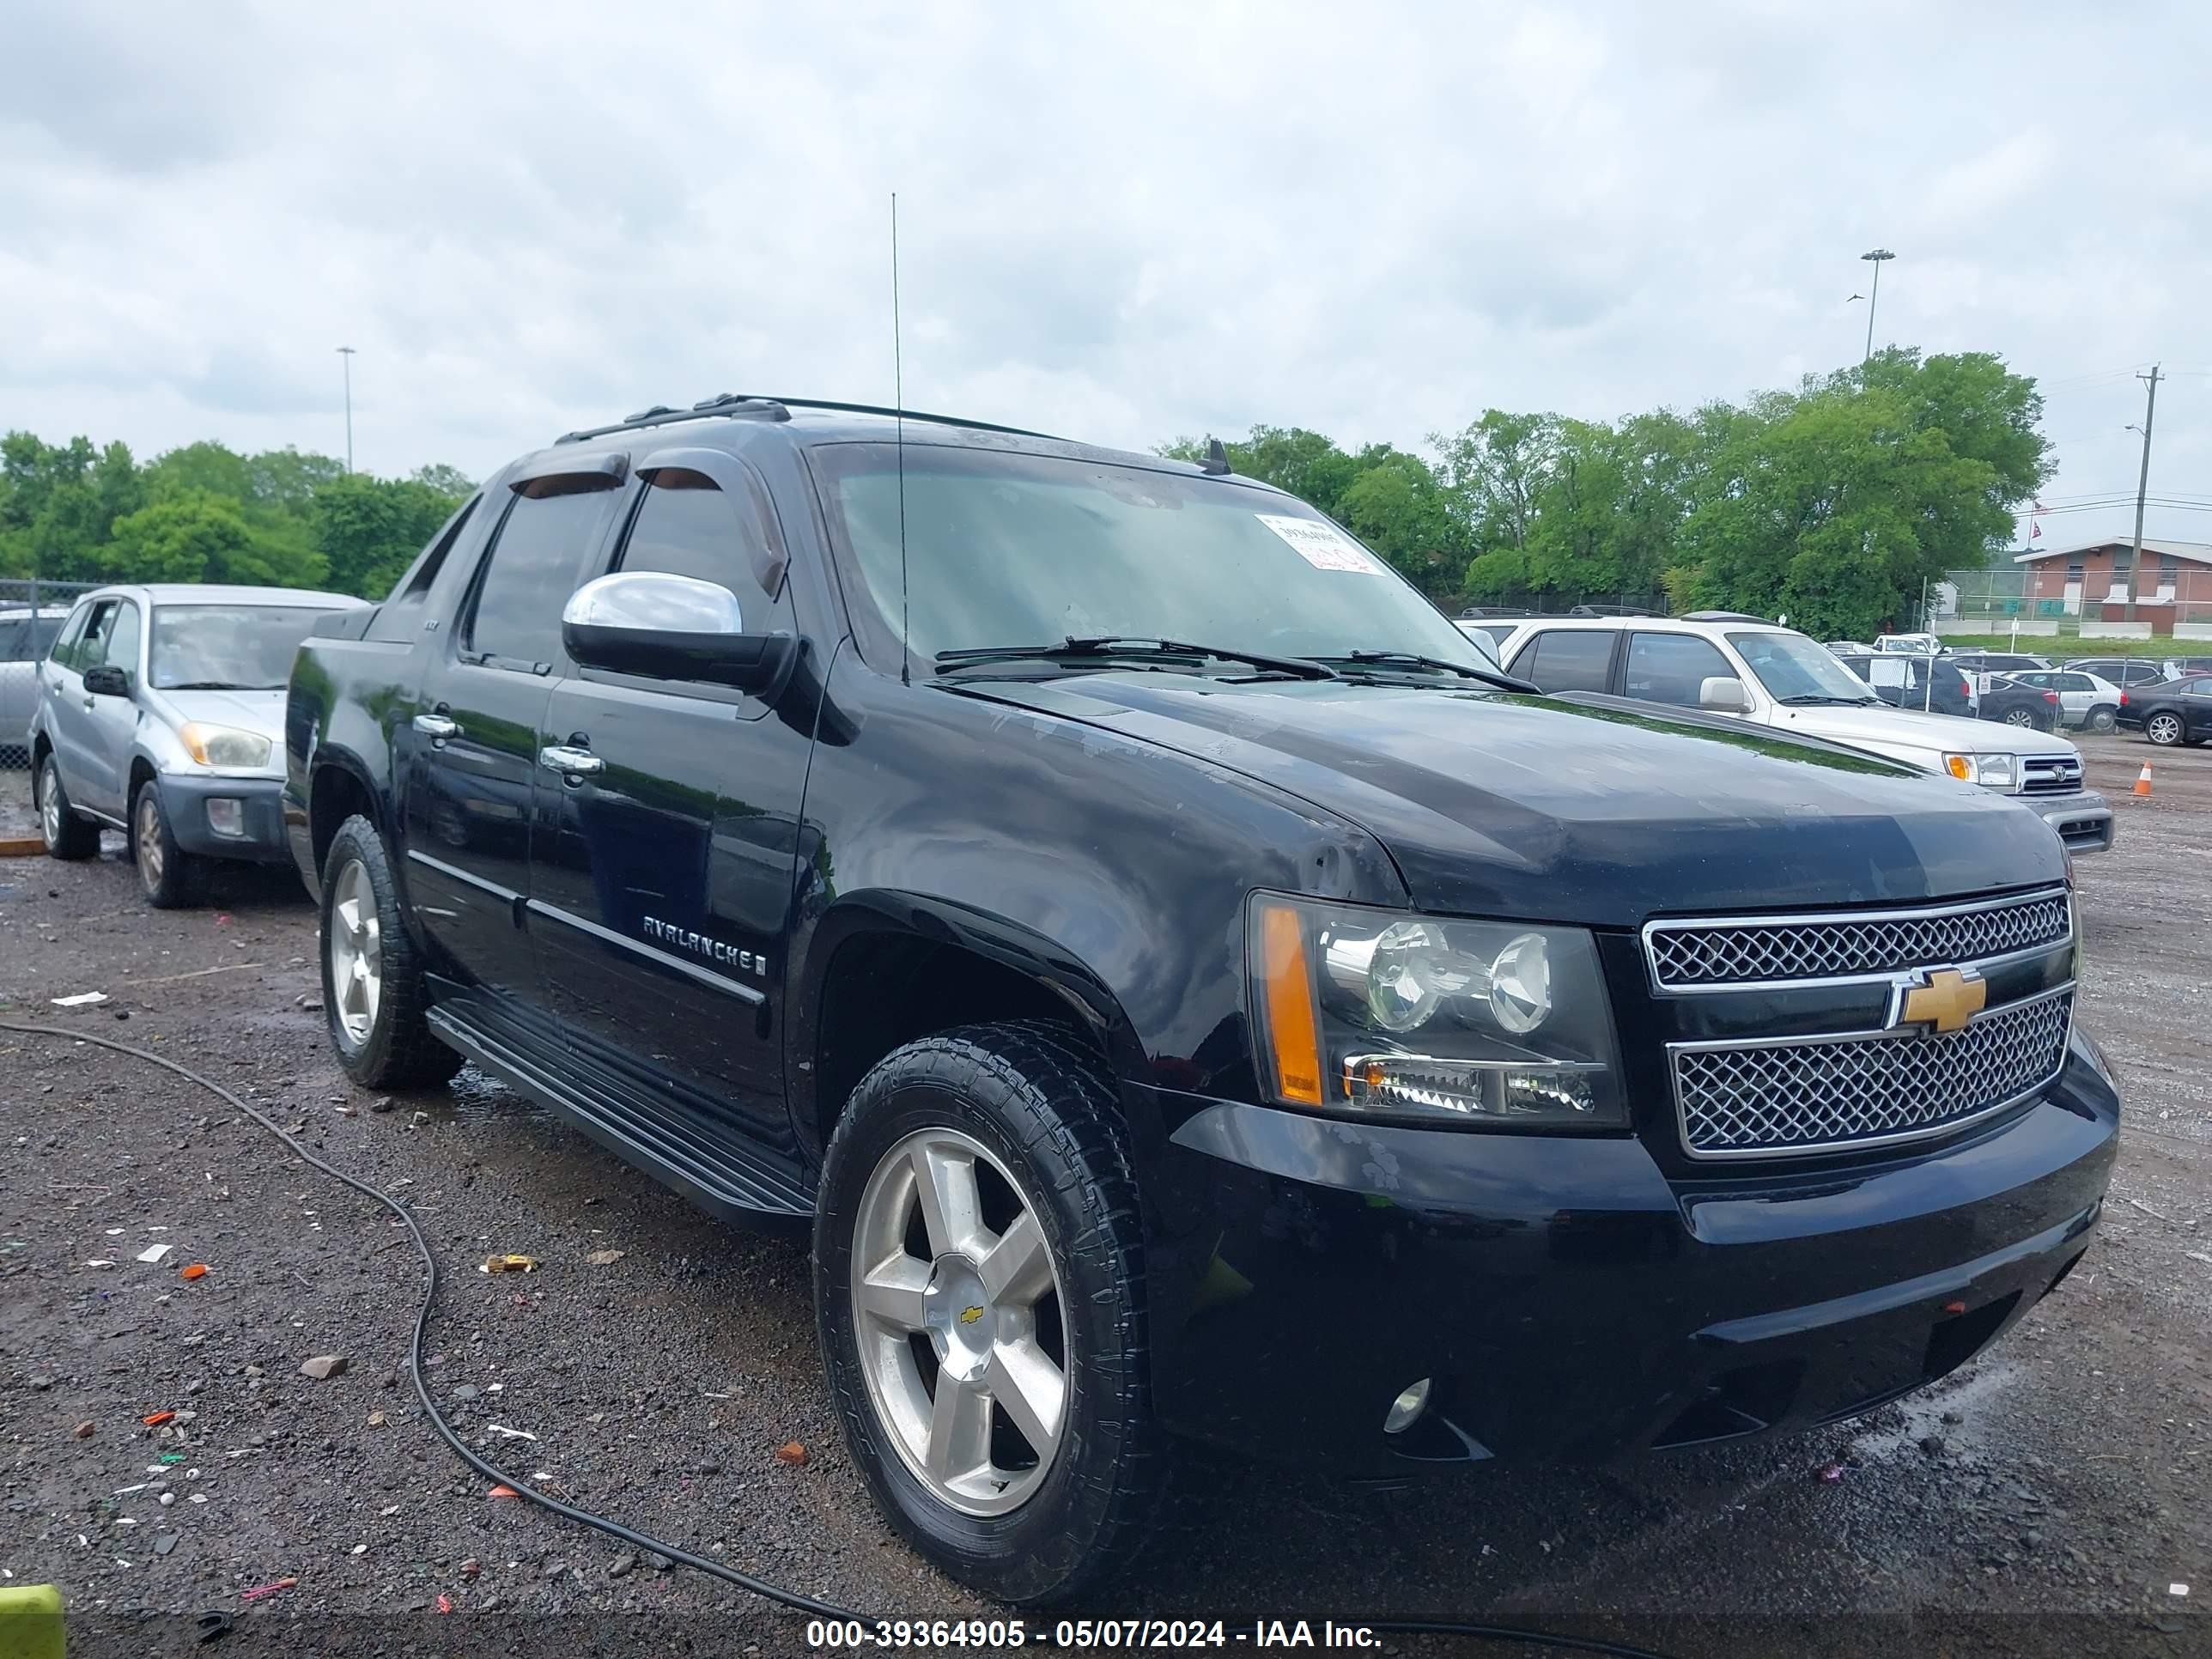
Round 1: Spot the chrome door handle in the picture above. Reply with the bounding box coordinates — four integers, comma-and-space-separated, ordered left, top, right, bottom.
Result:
412, 714, 459, 739
538, 744, 605, 777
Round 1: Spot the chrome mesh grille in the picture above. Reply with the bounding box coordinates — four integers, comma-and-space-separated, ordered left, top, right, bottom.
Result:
1646, 890, 2070, 989
1674, 993, 2072, 1158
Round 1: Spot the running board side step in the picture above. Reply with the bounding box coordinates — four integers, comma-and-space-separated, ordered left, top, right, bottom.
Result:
426, 1000, 813, 1230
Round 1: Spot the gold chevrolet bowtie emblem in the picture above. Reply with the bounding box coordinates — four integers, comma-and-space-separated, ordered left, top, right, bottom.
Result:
1899, 968, 1987, 1033
959, 1306, 986, 1326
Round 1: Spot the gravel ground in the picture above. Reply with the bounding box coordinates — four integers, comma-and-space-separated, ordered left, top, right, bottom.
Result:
1, 739, 2208, 1658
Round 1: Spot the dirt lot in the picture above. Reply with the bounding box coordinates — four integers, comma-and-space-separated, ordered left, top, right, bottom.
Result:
1, 738, 2208, 1657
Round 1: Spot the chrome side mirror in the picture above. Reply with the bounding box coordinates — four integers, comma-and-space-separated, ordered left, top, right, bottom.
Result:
562, 571, 796, 697
562, 571, 744, 635
1698, 676, 1751, 714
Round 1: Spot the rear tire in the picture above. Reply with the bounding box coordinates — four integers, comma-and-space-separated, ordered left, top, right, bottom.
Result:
37, 756, 100, 861
2087, 706, 2118, 734
2002, 708, 2038, 728
319, 813, 465, 1090
815, 1021, 1162, 1605
2146, 712, 2184, 747
132, 782, 210, 908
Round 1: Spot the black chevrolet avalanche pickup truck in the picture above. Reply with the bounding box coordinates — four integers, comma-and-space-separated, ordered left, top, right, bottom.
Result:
285, 394, 2118, 1604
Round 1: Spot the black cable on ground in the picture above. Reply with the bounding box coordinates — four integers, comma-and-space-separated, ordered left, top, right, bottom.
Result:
3, 1018, 1679, 1659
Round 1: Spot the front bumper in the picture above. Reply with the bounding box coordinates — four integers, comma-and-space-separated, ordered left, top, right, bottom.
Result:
156, 772, 292, 863
1143, 1036, 2117, 1474
2026, 787, 2112, 854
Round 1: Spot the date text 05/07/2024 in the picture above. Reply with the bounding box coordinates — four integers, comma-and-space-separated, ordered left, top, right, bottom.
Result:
805, 1618, 1382, 1649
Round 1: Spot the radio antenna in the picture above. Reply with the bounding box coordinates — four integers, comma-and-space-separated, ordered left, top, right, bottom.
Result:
891, 191, 909, 685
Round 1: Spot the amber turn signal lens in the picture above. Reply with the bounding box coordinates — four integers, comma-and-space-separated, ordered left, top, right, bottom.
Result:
1259, 902, 1323, 1105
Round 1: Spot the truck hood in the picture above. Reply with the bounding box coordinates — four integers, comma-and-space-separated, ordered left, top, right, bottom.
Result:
951, 677, 2066, 927
1764, 700, 2078, 762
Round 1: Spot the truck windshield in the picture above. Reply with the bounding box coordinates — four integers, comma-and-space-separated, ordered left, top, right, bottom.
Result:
1729, 630, 1881, 705
814, 444, 1484, 674
149, 605, 331, 691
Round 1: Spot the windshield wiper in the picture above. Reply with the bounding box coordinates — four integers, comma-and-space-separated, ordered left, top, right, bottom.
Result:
161, 680, 262, 691
1320, 651, 1539, 695
1777, 693, 1876, 707
933, 637, 1340, 682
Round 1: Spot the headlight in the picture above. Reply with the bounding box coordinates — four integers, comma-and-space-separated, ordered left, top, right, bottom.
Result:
179, 723, 272, 768
1250, 894, 1625, 1127
1942, 751, 2016, 790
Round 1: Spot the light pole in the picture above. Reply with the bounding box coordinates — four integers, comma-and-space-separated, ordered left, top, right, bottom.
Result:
336, 346, 356, 472
1859, 248, 1894, 363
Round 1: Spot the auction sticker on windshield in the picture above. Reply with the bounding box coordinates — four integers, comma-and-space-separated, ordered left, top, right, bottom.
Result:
1256, 514, 1382, 574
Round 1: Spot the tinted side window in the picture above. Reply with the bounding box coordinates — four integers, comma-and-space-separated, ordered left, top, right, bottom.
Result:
74, 601, 121, 672
1518, 630, 1615, 694
104, 601, 142, 672
0, 619, 22, 660
466, 489, 618, 667
49, 603, 93, 671
615, 470, 787, 617
1625, 632, 1733, 707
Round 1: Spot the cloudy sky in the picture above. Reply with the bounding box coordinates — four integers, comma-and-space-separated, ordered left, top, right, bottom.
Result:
4, 2, 2208, 551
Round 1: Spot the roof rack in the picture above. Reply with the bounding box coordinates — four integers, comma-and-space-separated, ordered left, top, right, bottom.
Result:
556, 392, 1062, 447
1679, 610, 1769, 623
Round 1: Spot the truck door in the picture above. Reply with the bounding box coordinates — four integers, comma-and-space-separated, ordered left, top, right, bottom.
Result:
528, 453, 807, 1141
399, 470, 624, 1001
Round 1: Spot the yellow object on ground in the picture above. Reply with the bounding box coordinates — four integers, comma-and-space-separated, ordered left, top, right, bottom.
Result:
0, 1583, 64, 1659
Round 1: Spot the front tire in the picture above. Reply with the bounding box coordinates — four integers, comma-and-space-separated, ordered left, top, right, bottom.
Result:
2146, 712, 2185, 747
132, 782, 210, 908
319, 814, 464, 1090
815, 1023, 1161, 1605
37, 757, 100, 861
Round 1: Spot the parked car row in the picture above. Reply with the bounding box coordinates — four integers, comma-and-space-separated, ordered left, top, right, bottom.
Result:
1490, 612, 2113, 854
24, 585, 366, 903
19, 396, 2126, 1606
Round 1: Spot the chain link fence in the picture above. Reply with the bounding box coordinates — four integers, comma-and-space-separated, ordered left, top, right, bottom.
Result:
1932, 568, 2212, 645
2, 579, 99, 768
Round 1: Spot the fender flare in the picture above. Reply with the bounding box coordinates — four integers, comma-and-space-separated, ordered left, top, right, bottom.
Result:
789, 888, 1156, 1148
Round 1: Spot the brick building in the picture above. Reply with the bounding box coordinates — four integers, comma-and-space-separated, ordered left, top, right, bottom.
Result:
2012, 538, 2212, 634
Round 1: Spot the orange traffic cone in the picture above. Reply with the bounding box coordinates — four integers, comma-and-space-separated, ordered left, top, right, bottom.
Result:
2133, 762, 2153, 799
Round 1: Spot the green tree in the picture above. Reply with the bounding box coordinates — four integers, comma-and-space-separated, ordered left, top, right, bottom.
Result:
410, 463, 477, 498
1335, 447, 1462, 592
106, 492, 258, 583
1673, 384, 2005, 639
1432, 410, 1559, 556
248, 447, 348, 515
313, 473, 464, 598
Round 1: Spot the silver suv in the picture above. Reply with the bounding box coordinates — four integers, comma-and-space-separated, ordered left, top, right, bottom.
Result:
1, 606, 71, 764
1495, 613, 2115, 854
29, 584, 364, 903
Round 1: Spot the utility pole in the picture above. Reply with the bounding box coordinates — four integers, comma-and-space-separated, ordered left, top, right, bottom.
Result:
2124, 365, 2161, 621
337, 346, 357, 472
1860, 248, 1895, 364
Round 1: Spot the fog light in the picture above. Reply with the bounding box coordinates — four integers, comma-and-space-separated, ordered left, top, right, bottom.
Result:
1383, 1377, 1431, 1435
205, 797, 246, 838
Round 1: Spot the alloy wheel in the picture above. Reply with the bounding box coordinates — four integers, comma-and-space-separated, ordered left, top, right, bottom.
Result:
40, 763, 63, 848
136, 793, 165, 890
326, 857, 383, 1045
2004, 708, 2034, 726
849, 1126, 1069, 1516
2148, 714, 2182, 745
